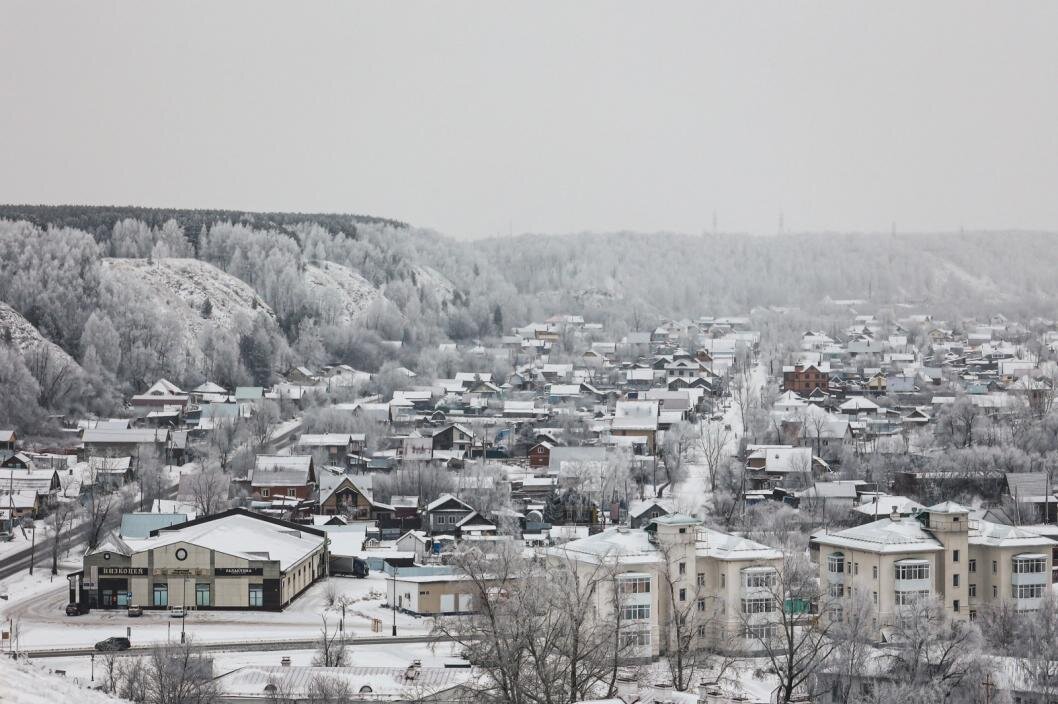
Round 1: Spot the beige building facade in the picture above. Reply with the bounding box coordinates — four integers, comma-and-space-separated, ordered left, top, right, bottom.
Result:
812, 502, 1055, 632
549, 514, 783, 660
73, 509, 327, 612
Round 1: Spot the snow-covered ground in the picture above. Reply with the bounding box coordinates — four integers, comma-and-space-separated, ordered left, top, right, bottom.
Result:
0, 656, 126, 704
0, 565, 432, 651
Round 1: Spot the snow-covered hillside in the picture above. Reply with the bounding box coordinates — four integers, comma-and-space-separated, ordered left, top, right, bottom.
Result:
0, 301, 84, 374
304, 260, 386, 325
412, 264, 456, 304
101, 257, 277, 339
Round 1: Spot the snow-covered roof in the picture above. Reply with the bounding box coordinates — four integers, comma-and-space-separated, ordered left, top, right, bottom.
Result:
812, 517, 944, 554
696, 527, 783, 561
213, 665, 474, 700
550, 526, 663, 565
969, 520, 1058, 549
118, 511, 325, 570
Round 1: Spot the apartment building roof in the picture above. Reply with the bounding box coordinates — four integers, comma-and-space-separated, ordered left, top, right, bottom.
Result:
813, 517, 945, 554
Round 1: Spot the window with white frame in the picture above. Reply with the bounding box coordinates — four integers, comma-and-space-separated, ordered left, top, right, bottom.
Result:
743, 569, 777, 589
1012, 557, 1046, 574
744, 624, 776, 640
741, 597, 776, 614
894, 590, 930, 605
619, 630, 650, 648
621, 604, 650, 621
894, 562, 929, 580
618, 576, 651, 595
827, 553, 845, 574
1015, 584, 1045, 599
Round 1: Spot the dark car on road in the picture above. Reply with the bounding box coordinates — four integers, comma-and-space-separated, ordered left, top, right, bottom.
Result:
65, 603, 81, 616
94, 637, 131, 652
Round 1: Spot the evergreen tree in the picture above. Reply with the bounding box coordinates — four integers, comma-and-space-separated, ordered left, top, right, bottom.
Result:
543, 489, 564, 525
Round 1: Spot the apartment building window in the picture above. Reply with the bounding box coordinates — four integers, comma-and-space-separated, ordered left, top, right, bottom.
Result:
619, 631, 650, 648
969, 609, 977, 622
697, 598, 706, 612
827, 553, 845, 574
953, 600, 960, 613
287, 488, 296, 497
697, 572, 705, 586
679, 588, 687, 602
1012, 556, 1047, 573
618, 576, 651, 594
678, 562, 686, 576
741, 597, 776, 614
992, 560, 998, 574
872, 565, 878, 579
894, 590, 930, 605
894, 562, 929, 580
1015, 584, 1045, 600
952, 574, 960, 587
261, 488, 270, 497
720, 573, 725, 588
853, 562, 859, 576
743, 570, 777, 589
969, 584, 976, 597
953, 549, 960, 563
829, 583, 844, 599
621, 604, 651, 621
744, 624, 776, 640
697, 624, 706, 637
968, 559, 976, 573
993, 586, 998, 598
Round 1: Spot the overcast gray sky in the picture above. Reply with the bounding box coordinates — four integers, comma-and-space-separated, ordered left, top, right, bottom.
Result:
1, 1, 1056, 239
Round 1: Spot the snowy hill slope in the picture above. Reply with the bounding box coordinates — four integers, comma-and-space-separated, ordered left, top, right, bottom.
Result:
101, 257, 277, 341
304, 260, 386, 325
0, 302, 84, 374
412, 264, 457, 304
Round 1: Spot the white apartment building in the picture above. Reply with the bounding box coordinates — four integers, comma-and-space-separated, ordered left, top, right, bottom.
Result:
547, 514, 782, 660
812, 501, 1055, 631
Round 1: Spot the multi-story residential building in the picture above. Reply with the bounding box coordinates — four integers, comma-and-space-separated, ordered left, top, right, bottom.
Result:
547, 514, 782, 660
811, 502, 1055, 631
782, 363, 830, 395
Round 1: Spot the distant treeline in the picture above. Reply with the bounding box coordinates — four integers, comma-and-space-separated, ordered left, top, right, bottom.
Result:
0, 204, 406, 247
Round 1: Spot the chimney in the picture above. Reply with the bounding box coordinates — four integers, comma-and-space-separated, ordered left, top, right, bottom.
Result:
280, 656, 291, 667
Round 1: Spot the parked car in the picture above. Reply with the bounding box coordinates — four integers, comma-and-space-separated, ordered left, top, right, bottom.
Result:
94, 637, 131, 652
169, 606, 186, 618
0, 531, 13, 542
65, 603, 81, 616
127, 605, 143, 617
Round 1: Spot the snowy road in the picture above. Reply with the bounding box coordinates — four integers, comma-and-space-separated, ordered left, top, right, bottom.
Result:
668, 362, 768, 517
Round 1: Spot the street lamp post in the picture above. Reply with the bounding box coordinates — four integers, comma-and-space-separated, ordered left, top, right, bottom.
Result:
390, 572, 397, 637
180, 577, 187, 643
